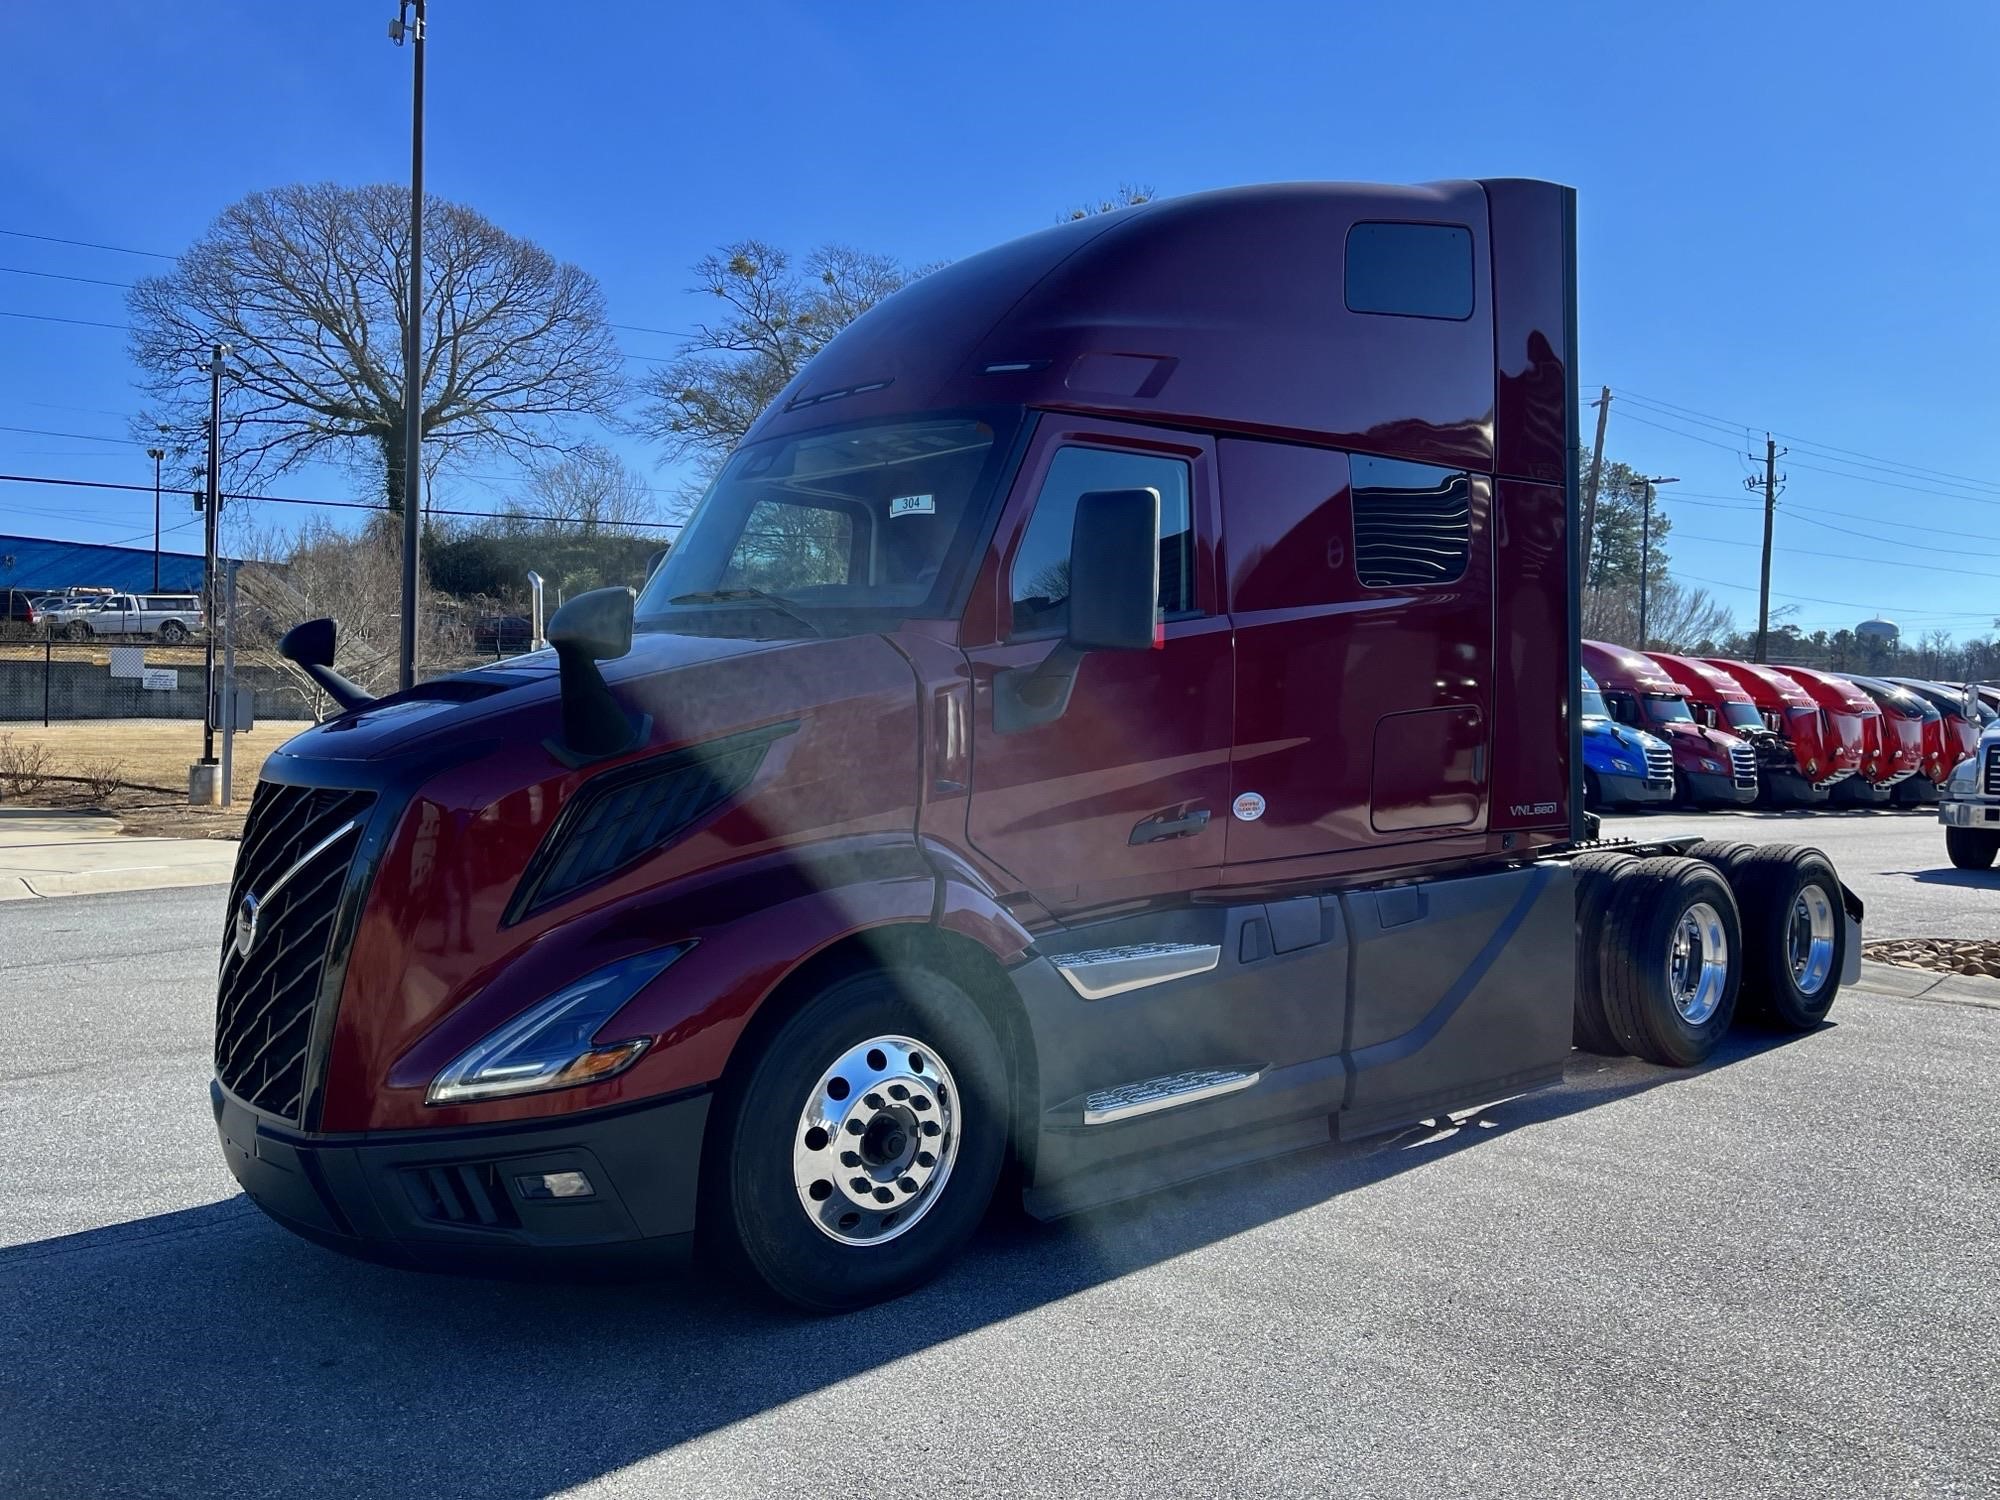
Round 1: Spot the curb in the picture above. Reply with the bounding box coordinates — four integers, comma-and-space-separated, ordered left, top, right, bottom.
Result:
1850, 959, 2000, 1010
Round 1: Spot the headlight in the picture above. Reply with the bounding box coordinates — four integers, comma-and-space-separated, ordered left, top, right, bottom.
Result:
427, 946, 690, 1105
1950, 757, 1978, 793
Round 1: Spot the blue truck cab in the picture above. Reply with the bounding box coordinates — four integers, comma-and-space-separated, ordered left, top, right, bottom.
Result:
1581, 668, 1675, 809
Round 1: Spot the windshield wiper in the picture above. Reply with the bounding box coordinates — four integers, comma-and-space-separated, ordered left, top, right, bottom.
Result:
666, 588, 823, 637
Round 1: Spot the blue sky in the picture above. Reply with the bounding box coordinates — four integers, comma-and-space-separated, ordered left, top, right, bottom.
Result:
2, 0, 1995, 639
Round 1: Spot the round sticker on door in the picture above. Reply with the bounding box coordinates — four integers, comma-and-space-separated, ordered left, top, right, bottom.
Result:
1232, 791, 1267, 822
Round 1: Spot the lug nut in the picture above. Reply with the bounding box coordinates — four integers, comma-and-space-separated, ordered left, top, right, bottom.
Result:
898, 1176, 919, 1194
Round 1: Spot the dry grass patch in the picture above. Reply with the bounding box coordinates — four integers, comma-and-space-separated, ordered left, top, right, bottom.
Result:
0, 719, 301, 838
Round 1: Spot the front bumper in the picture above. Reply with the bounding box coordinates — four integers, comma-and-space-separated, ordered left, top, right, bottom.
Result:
1686, 770, 1758, 806
212, 1079, 709, 1275
1594, 769, 1675, 806
1940, 799, 2000, 829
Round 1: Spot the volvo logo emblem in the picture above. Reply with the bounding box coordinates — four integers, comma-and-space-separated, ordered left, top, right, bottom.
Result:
234, 892, 261, 957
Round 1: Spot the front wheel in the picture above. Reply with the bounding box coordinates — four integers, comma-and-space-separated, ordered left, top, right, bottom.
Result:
158, 620, 190, 643
1946, 826, 2000, 871
707, 967, 1009, 1311
64, 621, 91, 641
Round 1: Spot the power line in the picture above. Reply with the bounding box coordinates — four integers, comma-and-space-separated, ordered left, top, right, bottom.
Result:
0, 471, 683, 530
0, 309, 128, 331
0, 227, 173, 259
1675, 572, 1994, 621
0, 265, 135, 290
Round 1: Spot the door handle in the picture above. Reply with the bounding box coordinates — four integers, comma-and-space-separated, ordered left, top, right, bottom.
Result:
1129, 808, 1211, 845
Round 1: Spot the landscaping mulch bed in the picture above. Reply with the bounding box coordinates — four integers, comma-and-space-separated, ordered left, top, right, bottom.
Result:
1863, 938, 2000, 980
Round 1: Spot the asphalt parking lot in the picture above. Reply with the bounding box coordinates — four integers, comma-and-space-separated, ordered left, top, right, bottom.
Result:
3, 881, 1997, 1499
1599, 804, 1985, 938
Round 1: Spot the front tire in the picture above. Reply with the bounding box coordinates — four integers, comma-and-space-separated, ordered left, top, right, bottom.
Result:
1946, 826, 1999, 871
158, 620, 190, 643
707, 967, 1008, 1312
64, 621, 91, 641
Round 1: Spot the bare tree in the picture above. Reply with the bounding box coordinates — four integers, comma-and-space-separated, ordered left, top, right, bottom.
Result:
1583, 578, 1735, 652
505, 444, 660, 537
1061, 184, 1156, 221
633, 241, 915, 477
128, 182, 624, 514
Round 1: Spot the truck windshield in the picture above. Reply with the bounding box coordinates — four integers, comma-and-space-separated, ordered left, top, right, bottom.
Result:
636, 410, 1022, 636
1581, 681, 1611, 719
1720, 701, 1764, 733
1644, 695, 1695, 726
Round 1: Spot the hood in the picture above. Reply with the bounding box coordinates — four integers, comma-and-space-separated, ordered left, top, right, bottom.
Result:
271, 630, 792, 765
1583, 717, 1667, 756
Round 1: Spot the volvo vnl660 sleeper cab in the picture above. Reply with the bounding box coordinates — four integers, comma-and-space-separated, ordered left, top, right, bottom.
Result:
1580, 640, 1758, 806
1579, 668, 1674, 808
210, 181, 1860, 1310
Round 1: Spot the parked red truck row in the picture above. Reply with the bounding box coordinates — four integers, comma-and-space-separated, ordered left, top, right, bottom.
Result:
1644, 650, 1814, 805
1581, 641, 1758, 806
1775, 666, 1897, 804
1701, 659, 1849, 802
211, 181, 1860, 1309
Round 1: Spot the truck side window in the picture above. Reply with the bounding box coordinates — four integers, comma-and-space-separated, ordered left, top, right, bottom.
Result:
1350, 456, 1471, 588
1010, 446, 1194, 635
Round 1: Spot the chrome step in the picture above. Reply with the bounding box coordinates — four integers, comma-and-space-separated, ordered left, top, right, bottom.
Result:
1083, 1068, 1261, 1125
1053, 941, 1221, 1000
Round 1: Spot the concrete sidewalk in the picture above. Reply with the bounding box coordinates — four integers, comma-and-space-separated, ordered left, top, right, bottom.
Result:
0, 809, 236, 900
1851, 957, 2000, 1009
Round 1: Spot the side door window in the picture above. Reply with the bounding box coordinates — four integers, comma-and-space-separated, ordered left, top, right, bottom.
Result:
1009, 446, 1196, 637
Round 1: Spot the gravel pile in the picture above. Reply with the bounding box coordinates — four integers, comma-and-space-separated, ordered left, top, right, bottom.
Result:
1863, 937, 2000, 978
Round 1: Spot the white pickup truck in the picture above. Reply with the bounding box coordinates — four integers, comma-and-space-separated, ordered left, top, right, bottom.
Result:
1938, 689, 2000, 869
47, 592, 205, 643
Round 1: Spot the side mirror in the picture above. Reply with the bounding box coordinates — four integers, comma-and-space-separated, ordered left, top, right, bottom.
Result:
1964, 682, 1979, 723
1064, 488, 1160, 653
545, 586, 646, 764
994, 488, 1161, 734
277, 617, 374, 714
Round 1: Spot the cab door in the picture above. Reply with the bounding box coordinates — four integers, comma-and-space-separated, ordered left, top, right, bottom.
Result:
962, 419, 1231, 915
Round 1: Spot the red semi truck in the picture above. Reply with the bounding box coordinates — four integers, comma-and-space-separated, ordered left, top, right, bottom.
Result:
210, 181, 1859, 1309
1776, 666, 1893, 804
1703, 658, 1850, 799
1580, 641, 1758, 806
1645, 651, 1813, 805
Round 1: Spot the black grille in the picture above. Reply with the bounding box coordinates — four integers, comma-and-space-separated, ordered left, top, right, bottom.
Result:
404, 1164, 522, 1229
1985, 745, 2000, 796
214, 781, 375, 1122
1352, 463, 1472, 589
507, 724, 789, 923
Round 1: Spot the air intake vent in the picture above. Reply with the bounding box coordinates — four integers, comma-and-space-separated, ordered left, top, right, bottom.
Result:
506, 722, 793, 923
404, 1164, 522, 1229
215, 782, 376, 1123
1351, 456, 1472, 589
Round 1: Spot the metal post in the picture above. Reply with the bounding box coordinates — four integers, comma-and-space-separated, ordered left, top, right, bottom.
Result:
201, 344, 226, 766
1638, 480, 1650, 649
395, 0, 428, 691
147, 445, 166, 591
43, 633, 51, 729
221, 563, 237, 806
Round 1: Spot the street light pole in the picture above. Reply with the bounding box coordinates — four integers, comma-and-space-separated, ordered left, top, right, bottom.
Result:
392, 0, 427, 691
201, 345, 228, 768
146, 444, 166, 591
1637, 474, 1678, 649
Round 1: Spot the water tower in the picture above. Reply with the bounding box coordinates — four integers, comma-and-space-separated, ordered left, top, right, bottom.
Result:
1856, 616, 1899, 648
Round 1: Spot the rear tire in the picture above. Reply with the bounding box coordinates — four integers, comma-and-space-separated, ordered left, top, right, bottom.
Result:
1731, 846, 1846, 1029
706, 967, 1008, 1312
1946, 827, 1999, 871
64, 621, 91, 641
1570, 852, 1638, 1055
1598, 857, 1743, 1066
158, 620, 189, 643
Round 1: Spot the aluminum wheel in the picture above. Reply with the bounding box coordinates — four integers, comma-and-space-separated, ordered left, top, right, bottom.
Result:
1668, 901, 1730, 1025
1788, 884, 1836, 997
791, 1034, 959, 1247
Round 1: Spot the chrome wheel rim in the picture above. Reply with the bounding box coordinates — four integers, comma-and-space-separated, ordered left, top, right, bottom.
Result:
1789, 885, 1836, 997
1669, 901, 1730, 1025
792, 1034, 958, 1247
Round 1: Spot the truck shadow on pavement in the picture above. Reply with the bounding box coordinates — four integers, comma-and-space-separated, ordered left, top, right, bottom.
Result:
0, 1028, 1816, 1500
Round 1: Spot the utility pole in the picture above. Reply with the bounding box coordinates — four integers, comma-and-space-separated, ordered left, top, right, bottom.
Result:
201, 344, 227, 769
1580, 385, 1611, 578
1636, 474, 1678, 649
146, 443, 166, 591
1744, 434, 1787, 663
391, 0, 427, 691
